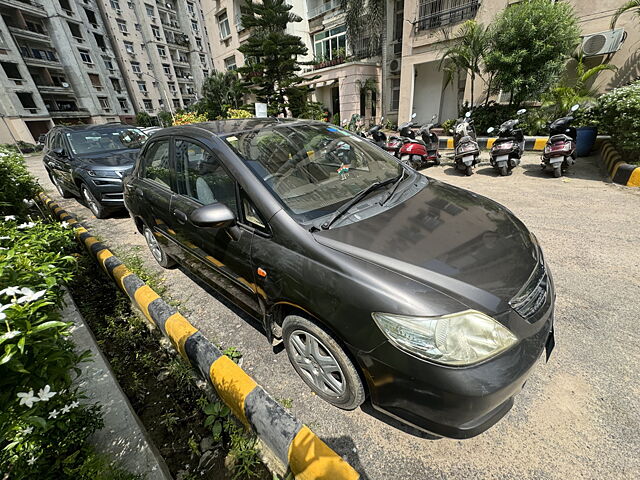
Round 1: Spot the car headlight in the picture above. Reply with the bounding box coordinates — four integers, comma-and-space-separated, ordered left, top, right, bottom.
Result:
371, 310, 517, 366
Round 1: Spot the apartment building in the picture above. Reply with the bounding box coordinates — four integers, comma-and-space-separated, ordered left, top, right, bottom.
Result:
0, 0, 129, 144
396, 0, 640, 126
94, 0, 213, 116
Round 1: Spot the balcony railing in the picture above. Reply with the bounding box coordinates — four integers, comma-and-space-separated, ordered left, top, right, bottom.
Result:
415, 0, 480, 31
308, 0, 342, 19
0, 0, 45, 16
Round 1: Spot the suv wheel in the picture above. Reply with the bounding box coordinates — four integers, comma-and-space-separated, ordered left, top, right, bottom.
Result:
143, 225, 175, 268
282, 315, 365, 410
80, 183, 107, 219
49, 171, 73, 198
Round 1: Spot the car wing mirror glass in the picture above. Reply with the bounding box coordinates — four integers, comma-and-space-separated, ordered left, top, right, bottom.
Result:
190, 203, 236, 229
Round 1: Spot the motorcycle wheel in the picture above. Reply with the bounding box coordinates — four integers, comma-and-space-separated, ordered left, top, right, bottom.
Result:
465, 165, 473, 176
553, 164, 562, 178
434, 157, 441, 166
499, 165, 508, 176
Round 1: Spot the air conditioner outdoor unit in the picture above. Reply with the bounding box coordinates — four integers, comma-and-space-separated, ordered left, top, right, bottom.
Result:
389, 58, 401, 74
581, 28, 625, 57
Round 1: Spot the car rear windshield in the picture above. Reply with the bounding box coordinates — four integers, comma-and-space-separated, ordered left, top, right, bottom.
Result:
224, 123, 402, 222
65, 127, 147, 155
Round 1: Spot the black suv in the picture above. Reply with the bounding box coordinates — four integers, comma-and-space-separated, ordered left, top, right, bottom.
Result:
124, 119, 555, 438
42, 124, 147, 218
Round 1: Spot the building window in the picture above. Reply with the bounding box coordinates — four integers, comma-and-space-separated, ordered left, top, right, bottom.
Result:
390, 78, 400, 111
109, 0, 120, 9
218, 12, 230, 40
163, 64, 172, 75
84, 8, 98, 25
416, 0, 480, 31
1, 62, 22, 79
59, 0, 72, 12
104, 58, 114, 70
371, 90, 377, 118
94, 33, 106, 49
111, 78, 122, 92
16, 92, 37, 110
224, 55, 236, 71
145, 3, 154, 16
173, 98, 181, 108
191, 20, 199, 32
124, 41, 134, 54
117, 20, 127, 33
152, 25, 161, 39
143, 99, 153, 110
88, 73, 102, 88
313, 25, 346, 61
67, 21, 83, 40
137, 81, 147, 92
157, 45, 166, 57
195, 38, 203, 50
99, 97, 110, 109
187, 2, 195, 15
79, 49, 92, 64
131, 61, 141, 73
135, 23, 141, 31
168, 83, 176, 93
118, 98, 128, 109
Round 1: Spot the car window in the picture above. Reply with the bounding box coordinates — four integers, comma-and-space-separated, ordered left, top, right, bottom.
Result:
65, 127, 147, 155
48, 131, 61, 151
175, 139, 237, 213
140, 139, 171, 189
240, 189, 267, 231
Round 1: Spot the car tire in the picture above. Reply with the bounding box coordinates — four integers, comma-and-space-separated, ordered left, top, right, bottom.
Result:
143, 225, 175, 268
282, 315, 365, 410
80, 183, 108, 219
49, 171, 73, 199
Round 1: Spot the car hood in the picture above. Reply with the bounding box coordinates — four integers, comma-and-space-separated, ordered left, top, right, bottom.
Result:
76, 149, 139, 167
313, 180, 539, 314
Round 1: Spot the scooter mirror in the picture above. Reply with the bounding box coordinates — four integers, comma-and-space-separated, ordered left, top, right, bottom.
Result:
571, 104, 580, 112
517, 108, 527, 115
380, 116, 384, 123
465, 111, 471, 118
449, 129, 454, 134
486, 127, 495, 134
411, 113, 417, 119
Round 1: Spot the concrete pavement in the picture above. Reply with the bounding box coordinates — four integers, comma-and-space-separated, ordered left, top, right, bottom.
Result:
27, 151, 640, 479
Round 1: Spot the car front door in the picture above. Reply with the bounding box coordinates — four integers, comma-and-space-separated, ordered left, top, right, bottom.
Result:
168, 137, 261, 316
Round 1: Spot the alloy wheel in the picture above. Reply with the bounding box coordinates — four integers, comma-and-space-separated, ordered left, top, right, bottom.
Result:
82, 186, 100, 216
288, 330, 346, 396
51, 175, 65, 196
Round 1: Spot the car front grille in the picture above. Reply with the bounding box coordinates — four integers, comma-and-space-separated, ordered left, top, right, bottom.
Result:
510, 262, 548, 321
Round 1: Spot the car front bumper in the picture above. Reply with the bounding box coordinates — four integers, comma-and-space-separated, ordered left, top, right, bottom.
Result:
358, 304, 554, 439
88, 177, 125, 206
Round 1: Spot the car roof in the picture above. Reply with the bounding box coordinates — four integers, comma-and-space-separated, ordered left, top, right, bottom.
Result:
152, 118, 323, 138
51, 123, 137, 133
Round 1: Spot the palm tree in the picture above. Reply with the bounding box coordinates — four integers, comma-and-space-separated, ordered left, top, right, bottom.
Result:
340, 0, 385, 59
611, 0, 640, 28
439, 20, 489, 109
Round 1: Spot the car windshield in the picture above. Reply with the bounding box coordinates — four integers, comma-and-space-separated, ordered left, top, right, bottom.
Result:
224, 123, 403, 222
66, 127, 147, 155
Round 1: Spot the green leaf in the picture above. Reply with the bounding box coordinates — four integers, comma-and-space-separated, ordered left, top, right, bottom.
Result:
31, 321, 68, 333
17, 336, 25, 354
203, 403, 218, 415
211, 421, 222, 438
27, 416, 46, 428
204, 415, 215, 427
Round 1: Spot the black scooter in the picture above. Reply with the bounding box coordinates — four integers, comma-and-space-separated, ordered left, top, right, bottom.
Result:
486, 108, 527, 176
541, 104, 579, 178
363, 116, 387, 149
452, 111, 480, 176
418, 114, 441, 166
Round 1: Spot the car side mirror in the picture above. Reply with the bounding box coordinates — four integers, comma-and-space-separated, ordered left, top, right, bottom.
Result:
53, 147, 66, 156
190, 203, 236, 229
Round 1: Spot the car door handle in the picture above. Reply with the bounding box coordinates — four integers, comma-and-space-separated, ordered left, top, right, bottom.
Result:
135, 187, 144, 198
173, 209, 188, 224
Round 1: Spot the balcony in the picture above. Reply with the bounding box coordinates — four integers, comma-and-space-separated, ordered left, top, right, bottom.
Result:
162, 20, 181, 31
0, 0, 46, 17
415, 0, 480, 32
308, 0, 342, 19
21, 51, 61, 68
8, 25, 50, 43
36, 84, 74, 94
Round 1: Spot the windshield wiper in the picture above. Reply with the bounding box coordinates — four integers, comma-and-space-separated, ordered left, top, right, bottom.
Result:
321, 177, 397, 230
379, 169, 406, 207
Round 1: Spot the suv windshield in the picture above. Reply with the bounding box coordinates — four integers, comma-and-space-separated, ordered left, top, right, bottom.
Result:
66, 127, 147, 155
224, 123, 402, 222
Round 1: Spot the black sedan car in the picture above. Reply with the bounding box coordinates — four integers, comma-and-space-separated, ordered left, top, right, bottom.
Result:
123, 119, 555, 438
43, 124, 147, 218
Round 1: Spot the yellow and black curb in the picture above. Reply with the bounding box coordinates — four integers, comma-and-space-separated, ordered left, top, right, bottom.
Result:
37, 192, 360, 480
597, 140, 640, 187
438, 136, 548, 151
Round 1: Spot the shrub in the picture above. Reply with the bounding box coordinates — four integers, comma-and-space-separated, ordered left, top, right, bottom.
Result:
298, 101, 326, 121
0, 147, 40, 218
593, 81, 640, 164
135, 111, 154, 127
227, 108, 253, 119
172, 111, 209, 125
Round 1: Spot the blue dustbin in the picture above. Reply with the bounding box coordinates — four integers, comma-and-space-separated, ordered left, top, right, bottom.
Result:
576, 127, 598, 157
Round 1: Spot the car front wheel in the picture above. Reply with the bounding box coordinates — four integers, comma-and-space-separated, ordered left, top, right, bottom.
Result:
81, 183, 108, 218
282, 315, 365, 410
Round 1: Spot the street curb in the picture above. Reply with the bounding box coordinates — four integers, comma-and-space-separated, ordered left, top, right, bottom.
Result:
438, 136, 548, 151
597, 140, 640, 187
37, 192, 361, 480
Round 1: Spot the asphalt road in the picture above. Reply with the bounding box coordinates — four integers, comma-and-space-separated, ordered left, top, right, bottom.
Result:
27, 151, 640, 479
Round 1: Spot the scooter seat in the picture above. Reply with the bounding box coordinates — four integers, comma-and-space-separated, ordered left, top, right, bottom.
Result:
549, 134, 572, 143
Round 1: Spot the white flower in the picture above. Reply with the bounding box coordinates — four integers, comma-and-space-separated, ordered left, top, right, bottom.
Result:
17, 390, 40, 408
0, 236, 9, 240
22, 199, 35, 207
37, 385, 56, 402
61, 404, 71, 414
0, 329, 20, 339
0, 247, 7, 250
0, 312, 5, 320
21, 426, 33, 435
16, 288, 46, 304
17, 222, 35, 229
27, 455, 37, 466
0, 286, 22, 296
48, 409, 59, 419
60, 221, 69, 228
69, 400, 79, 409
3, 215, 15, 221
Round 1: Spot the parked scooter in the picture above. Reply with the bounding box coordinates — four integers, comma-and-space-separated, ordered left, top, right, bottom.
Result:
362, 117, 388, 149
418, 114, 442, 166
385, 113, 417, 158
452, 111, 480, 176
541, 104, 580, 178
486, 108, 527, 176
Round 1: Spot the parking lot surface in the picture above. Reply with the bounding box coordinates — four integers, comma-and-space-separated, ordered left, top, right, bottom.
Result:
27, 151, 640, 479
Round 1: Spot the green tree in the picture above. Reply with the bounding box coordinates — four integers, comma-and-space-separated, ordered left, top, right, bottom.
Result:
135, 111, 153, 127
485, 0, 581, 107
439, 20, 489, 109
611, 0, 640, 28
157, 110, 173, 127
196, 70, 244, 119
238, 0, 310, 116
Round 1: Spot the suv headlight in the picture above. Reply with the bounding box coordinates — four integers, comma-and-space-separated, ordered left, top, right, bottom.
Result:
371, 310, 517, 366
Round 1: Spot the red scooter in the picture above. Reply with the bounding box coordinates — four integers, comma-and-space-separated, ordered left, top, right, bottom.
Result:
398, 114, 441, 170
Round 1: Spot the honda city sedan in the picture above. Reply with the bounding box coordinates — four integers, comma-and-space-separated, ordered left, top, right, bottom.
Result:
123, 118, 555, 438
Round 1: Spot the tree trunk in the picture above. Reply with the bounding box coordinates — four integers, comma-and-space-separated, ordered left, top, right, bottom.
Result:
485, 75, 492, 105
470, 72, 475, 109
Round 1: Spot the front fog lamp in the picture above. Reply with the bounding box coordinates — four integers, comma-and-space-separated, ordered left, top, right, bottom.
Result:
371, 310, 517, 366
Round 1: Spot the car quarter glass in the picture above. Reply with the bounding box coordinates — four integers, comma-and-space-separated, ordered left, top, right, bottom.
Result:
141, 140, 171, 189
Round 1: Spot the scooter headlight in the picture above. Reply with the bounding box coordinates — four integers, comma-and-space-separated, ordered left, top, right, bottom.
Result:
372, 310, 517, 366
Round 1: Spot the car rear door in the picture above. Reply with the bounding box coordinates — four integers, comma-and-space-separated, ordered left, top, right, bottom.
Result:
168, 136, 261, 316
44, 131, 73, 191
